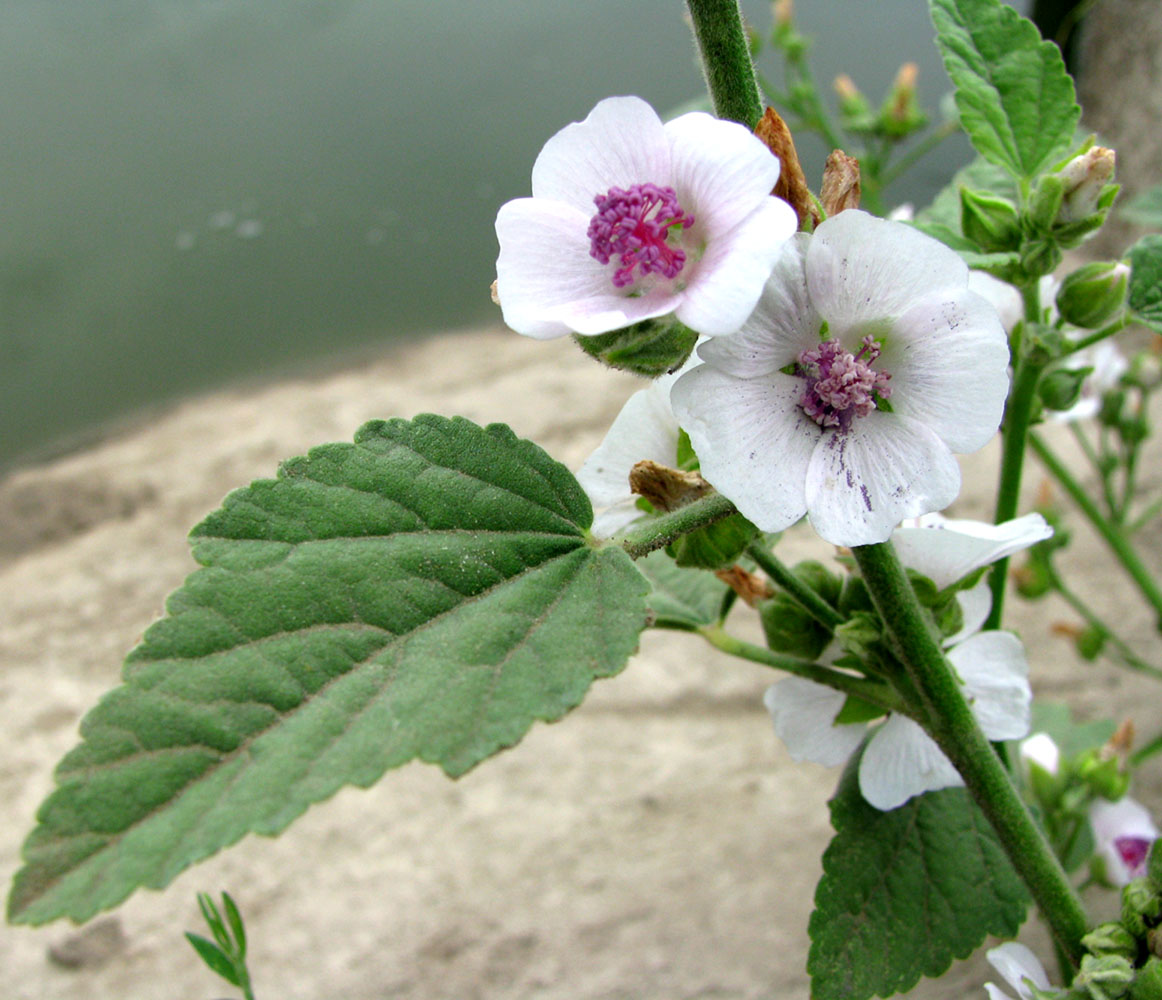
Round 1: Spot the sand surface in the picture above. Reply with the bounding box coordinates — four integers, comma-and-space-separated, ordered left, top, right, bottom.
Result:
2, 326, 1160, 999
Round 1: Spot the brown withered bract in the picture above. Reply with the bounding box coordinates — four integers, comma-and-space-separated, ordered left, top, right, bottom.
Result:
754, 107, 818, 229
820, 150, 861, 216
629, 459, 712, 512
714, 565, 773, 607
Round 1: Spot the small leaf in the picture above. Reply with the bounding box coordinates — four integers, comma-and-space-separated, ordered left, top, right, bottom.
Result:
185, 933, 241, 987
638, 550, 728, 630
9, 415, 649, 925
930, 0, 1080, 179
572, 316, 698, 377
808, 752, 1029, 1000
1128, 234, 1162, 333
222, 892, 247, 957
197, 892, 230, 951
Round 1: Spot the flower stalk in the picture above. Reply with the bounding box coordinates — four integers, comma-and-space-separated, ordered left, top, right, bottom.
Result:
686, 0, 764, 128
616, 491, 738, 560
852, 540, 1089, 965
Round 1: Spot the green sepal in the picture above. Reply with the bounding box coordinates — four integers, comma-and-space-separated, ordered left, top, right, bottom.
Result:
572, 316, 698, 377
960, 187, 1022, 252
807, 748, 1030, 1000
1122, 878, 1162, 938
833, 695, 887, 726
1040, 366, 1093, 413
1075, 954, 1134, 999
1131, 957, 1162, 1000
667, 510, 759, 570
1083, 922, 1139, 962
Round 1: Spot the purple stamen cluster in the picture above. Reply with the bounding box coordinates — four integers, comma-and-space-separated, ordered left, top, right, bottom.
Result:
798, 334, 893, 430
587, 182, 694, 289
1115, 835, 1151, 876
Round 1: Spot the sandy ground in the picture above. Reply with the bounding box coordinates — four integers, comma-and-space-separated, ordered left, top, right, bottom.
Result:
2, 326, 1161, 999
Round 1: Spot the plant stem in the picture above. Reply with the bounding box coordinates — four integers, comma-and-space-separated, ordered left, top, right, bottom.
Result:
616, 492, 738, 560
686, 0, 763, 128
1030, 431, 1162, 630
745, 542, 845, 629
987, 354, 1046, 629
1061, 313, 1130, 355
698, 625, 904, 713
852, 541, 1089, 965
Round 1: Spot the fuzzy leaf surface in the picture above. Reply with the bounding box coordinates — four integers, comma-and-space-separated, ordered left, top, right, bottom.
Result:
808, 752, 1029, 999
10, 415, 648, 924
931, 0, 1079, 179
1128, 235, 1162, 332
639, 549, 728, 629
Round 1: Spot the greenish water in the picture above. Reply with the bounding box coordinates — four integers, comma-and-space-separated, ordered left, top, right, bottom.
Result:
0, 1, 980, 472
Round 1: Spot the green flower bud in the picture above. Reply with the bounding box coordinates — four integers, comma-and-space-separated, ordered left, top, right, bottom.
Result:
961, 187, 1022, 252
1021, 237, 1063, 279
1079, 752, 1131, 800
1059, 147, 1117, 224
1040, 366, 1092, 412
1084, 922, 1139, 961
1056, 262, 1130, 329
1131, 957, 1162, 1000
1076, 953, 1134, 999
1122, 876, 1162, 938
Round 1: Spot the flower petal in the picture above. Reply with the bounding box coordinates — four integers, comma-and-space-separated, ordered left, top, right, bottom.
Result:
676, 196, 799, 336
495, 198, 682, 337
947, 631, 1031, 740
948, 582, 991, 645
1089, 797, 1160, 885
763, 679, 865, 767
670, 367, 816, 533
859, 714, 962, 810
695, 233, 818, 374
807, 211, 969, 331
804, 413, 961, 547
664, 110, 784, 237
986, 942, 1052, 998
530, 96, 670, 213
878, 288, 1009, 453
891, 513, 1054, 590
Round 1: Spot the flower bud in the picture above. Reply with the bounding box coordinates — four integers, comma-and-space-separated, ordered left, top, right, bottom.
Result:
1122, 877, 1162, 938
878, 62, 926, 138
1040, 366, 1092, 413
1083, 922, 1138, 961
960, 187, 1022, 252
1056, 262, 1130, 328
1020, 732, 1061, 776
1076, 953, 1134, 999
1081, 752, 1132, 800
1133, 957, 1162, 1000
1021, 237, 1063, 279
834, 74, 875, 132
1059, 146, 1117, 224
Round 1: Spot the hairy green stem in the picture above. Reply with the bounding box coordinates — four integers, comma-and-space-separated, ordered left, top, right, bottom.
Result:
698, 626, 904, 713
686, 0, 763, 127
1030, 431, 1162, 630
987, 355, 1046, 629
852, 541, 1089, 964
746, 542, 845, 629
616, 492, 738, 560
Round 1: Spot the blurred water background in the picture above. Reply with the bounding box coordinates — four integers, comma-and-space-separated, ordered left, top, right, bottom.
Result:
1, 0, 999, 472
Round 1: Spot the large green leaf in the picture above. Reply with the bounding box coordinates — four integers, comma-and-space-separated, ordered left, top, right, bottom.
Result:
808, 751, 1029, 1000
931, 0, 1080, 180
1128, 234, 1162, 333
9, 416, 649, 925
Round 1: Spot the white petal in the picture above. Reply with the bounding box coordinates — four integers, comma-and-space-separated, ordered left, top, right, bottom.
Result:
859, 714, 962, 810
763, 679, 865, 767
969, 270, 1023, 331
495, 198, 682, 338
986, 942, 1052, 997
947, 631, 1031, 740
671, 366, 816, 532
1090, 797, 1160, 883
807, 211, 969, 331
948, 582, 991, 645
530, 97, 670, 213
803, 413, 961, 547
695, 233, 818, 374
664, 111, 784, 238
577, 383, 680, 509
984, 985, 1016, 1000
676, 196, 799, 336
1019, 733, 1061, 776
878, 288, 1009, 453
891, 513, 1054, 590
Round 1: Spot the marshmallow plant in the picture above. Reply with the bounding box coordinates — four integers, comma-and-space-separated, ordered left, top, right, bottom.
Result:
9, 0, 1162, 998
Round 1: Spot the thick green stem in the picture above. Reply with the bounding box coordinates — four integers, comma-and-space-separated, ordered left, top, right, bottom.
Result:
616, 492, 738, 560
852, 541, 1089, 965
699, 626, 904, 713
746, 542, 845, 630
1030, 431, 1162, 630
686, 0, 763, 127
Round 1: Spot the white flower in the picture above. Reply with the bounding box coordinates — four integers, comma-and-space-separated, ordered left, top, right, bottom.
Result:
1019, 732, 1061, 776
1089, 796, 1160, 885
671, 210, 1009, 546
494, 96, 797, 339
984, 942, 1052, 1000
764, 515, 1041, 810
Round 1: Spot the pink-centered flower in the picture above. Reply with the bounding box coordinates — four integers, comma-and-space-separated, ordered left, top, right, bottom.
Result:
1089, 796, 1159, 885
671, 210, 1010, 546
494, 96, 797, 339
